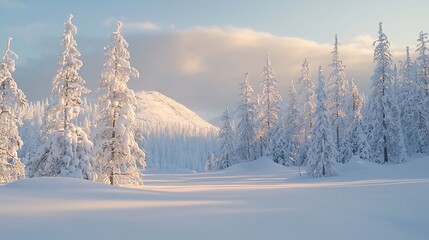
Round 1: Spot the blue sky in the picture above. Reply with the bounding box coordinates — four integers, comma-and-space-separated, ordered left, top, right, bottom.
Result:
1, 0, 429, 119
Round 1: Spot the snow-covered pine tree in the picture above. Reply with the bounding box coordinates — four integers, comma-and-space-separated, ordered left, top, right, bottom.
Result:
267, 107, 287, 164
92, 20, 146, 185
254, 93, 263, 158
19, 99, 46, 164
0, 37, 27, 183
204, 152, 219, 172
283, 79, 300, 166
257, 55, 282, 157
347, 78, 370, 160
218, 106, 237, 169
413, 31, 429, 153
399, 46, 429, 153
306, 66, 337, 177
296, 59, 315, 166
416, 31, 429, 96
392, 64, 402, 97
327, 34, 353, 163
27, 14, 94, 180
236, 73, 258, 162
352, 119, 371, 161
365, 22, 407, 164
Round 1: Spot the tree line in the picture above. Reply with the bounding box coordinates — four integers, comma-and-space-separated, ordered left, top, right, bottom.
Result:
210, 23, 429, 177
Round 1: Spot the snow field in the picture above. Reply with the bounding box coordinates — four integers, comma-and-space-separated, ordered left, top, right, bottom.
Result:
1, 156, 428, 240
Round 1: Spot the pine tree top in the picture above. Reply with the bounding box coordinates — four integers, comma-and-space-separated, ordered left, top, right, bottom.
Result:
2, 37, 18, 73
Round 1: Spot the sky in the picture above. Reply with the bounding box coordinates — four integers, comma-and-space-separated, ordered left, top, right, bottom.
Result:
1, 0, 429, 120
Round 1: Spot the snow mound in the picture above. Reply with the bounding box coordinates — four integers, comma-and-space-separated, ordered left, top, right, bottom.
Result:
334, 154, 429, 180
223, 157, 285, 174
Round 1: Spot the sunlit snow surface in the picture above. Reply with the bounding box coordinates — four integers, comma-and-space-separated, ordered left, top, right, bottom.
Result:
1, 156, 429, 240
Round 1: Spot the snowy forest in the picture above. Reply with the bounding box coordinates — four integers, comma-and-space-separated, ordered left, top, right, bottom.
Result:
1, 15, 429, 185
209, 22, 429, 177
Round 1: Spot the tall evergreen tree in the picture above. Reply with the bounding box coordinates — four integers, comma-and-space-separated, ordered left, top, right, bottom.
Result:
92, 20, 146, 185
283, 79, 300, 166
365, 22, 407, 164
399, 47, 429, 153
347, 78, 370, 160
257, 55, 282, 157
0, 38, 27, 183
204, 152, 219, 172
218, 106, 237, 169
27, 14, 94, 179
236, 73, 258, 162
306, 67, 337, 177
268, 112, 287, 165
296, 59, 315, 165
413, 31, 429, 153
416, 31, 429, 96
327, 34, 353, 162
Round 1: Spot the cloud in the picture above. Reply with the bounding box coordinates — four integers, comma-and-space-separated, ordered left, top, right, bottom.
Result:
102, 17, 117, 27
0, 0, 25, 9
123, 21, 160, 30
16, 26, 401, 120
124, 27, 384, 119
102, 18, 160, 30
180, 56, 206, 75
353, 34, 374, 47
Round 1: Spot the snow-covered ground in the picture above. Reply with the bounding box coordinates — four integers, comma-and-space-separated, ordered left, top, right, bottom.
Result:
1, 156, 429, 240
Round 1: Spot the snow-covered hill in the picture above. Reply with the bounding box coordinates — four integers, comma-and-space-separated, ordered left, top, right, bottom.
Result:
135, 91, 216, 131
134, 91, 218, 171
1, 156, 429, 240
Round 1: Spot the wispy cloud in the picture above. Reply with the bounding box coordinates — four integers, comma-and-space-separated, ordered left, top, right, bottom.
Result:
102, 18, 160, 30
102, 17, 125, 27
0, 0, 25, 9
123, 21, 160, 30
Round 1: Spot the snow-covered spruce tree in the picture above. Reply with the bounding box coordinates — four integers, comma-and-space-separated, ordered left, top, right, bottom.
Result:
18, 99, 46, 162
399, 47, 429, 153
327, 34, 353, 163
347, 78, 370, 160
306, 67, 337, 177
392, 64, 403, 98
0, 38, 26, 183
416, 31, 429, 96
27, 14, 94, 179
365, 22, 407, 164
282, 79, 300, 166
296, 59, 315, 166
412, 31, 429, 153
236, 73, 258, 162
257, 55, 282, 157
204, 152, 219, 172
218, 106, 237, 169
92, 20, 146, 185
268, 113, 287, 165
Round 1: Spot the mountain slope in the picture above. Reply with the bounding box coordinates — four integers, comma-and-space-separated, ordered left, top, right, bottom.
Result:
135, 91, 217, 132
134, 91, 218, 171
